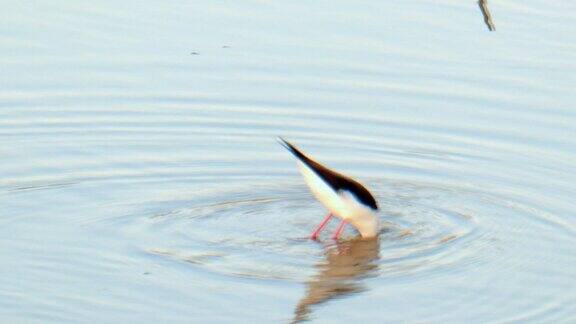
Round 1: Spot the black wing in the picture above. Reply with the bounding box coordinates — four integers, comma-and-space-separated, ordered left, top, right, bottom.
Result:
278, 137, 378, 210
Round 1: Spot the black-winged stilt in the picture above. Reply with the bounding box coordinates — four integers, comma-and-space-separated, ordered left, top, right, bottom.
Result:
279, 138, 379, 239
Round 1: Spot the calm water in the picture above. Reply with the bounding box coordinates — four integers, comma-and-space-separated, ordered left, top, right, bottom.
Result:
1, 1, 575, 323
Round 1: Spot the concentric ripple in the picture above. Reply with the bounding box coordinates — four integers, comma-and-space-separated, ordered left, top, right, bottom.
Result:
131, 179, 487, 282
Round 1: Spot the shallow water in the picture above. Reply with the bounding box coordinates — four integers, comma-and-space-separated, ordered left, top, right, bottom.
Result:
1, 1, 575, 323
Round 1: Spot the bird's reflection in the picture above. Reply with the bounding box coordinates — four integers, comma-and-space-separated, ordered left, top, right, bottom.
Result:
293, 238, 380, 323
478, 0, 496, 31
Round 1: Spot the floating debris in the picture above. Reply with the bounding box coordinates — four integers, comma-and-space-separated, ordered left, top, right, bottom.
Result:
478, 0, 496, 31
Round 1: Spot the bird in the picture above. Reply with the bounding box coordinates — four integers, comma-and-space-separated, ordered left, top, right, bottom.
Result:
278, 137, 380, 240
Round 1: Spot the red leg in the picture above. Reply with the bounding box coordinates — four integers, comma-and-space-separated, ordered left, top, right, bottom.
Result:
310, 213, 332, 240
332, 220, 347, 240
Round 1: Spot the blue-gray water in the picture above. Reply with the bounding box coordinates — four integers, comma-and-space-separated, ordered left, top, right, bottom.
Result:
1, 1, 575, 323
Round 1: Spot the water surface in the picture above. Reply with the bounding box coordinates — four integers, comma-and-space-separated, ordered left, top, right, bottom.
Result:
1, 1, 575, 322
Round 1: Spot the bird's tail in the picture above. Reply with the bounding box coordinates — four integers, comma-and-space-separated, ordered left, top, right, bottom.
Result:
277, 137, 309, 162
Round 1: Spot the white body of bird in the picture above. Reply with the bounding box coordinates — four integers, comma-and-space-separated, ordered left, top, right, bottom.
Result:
297, 159, 379, 238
